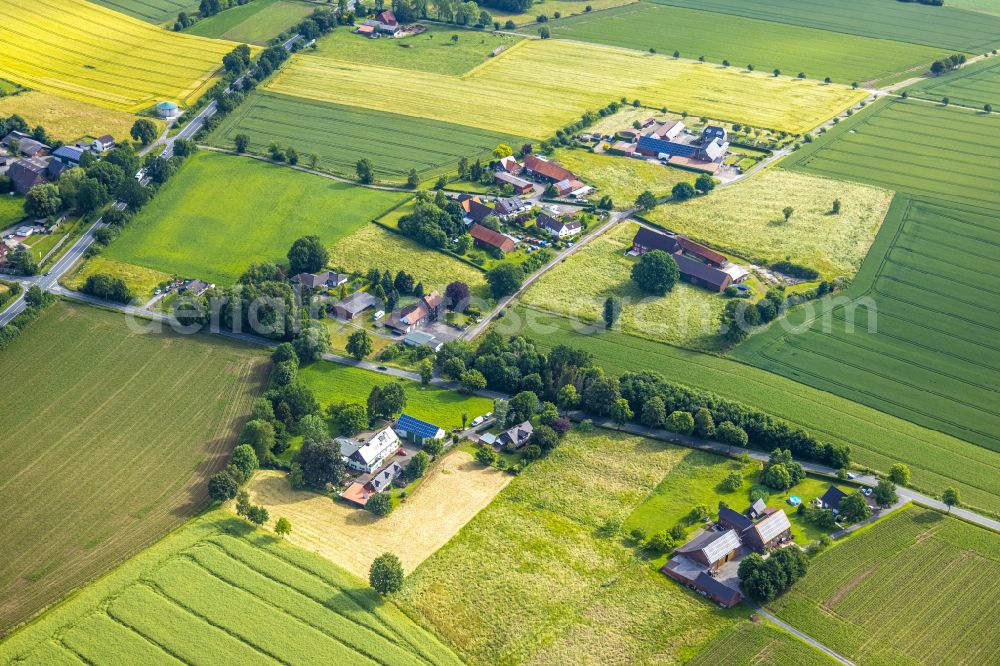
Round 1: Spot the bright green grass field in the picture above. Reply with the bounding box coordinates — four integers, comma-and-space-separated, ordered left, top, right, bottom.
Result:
297, 360, 493, 430
769, 505, 1000, 666
783, 98, 1000, 210
688, 622, 837, 666
552, 147, 693, 208
105, 151, 406, 285
503, 304, 1000, 518
0, 303, 268, 637
185, 0, 314, 44
546, 2, 942, 86
902, 56, 1000, 110
208, 90, 522, 183
88, 0, 198, 24
733, 196, 1000, 458
314, 24, 523, 75
0, 194, 24, 229
0, 512, 463, 665
649, 0, 1000, 53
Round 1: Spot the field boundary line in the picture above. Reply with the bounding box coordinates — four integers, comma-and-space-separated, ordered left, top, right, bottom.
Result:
459, 36, 533, 79
748, 604, 857, 665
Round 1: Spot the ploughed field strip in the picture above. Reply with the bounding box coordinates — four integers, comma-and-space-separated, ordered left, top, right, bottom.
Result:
0, 304, 268, 636
89, 0, 198, 24
0, 515, 463, 665
649, 0, 1000, 53
0, 0, 237, 111
511, 305, 1000, 518
784, 98, 1000, 209
266, 40, 866, 139
546, 2, 942, 87
209, 91, 524, 181
733, 196, 1000, 456
902, 56, 1000, 110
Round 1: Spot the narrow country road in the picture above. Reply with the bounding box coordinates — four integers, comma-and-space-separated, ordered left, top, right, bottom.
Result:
748, 604, 857, 666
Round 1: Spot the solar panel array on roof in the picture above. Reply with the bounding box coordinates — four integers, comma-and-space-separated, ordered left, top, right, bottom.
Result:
700, 529, 742, 565
637, 135, 698, 158
754, 510, 791, 545
396, 413, 443, 439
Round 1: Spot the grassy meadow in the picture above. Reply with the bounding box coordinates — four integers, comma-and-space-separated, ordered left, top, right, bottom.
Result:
552, 148, 693, 208
185, 0, 313, 43
503, 305, 1000, 518
104, 151, 406, 285
784, 98, 1000, 209
650, 0, 1000, 52
494, 0, 634, 24
902, 56, 1000, 110
209, 91, 522, 182
646, 169, 894, 278
0, 91, 157, 143
520, 222, 728, 350
313, 25, 523, 75
769, 505, 1000, 665
63, 255, 173, 301
0, 513, 464, 665
297, 360, 493, 430
0, 0, 238, 111
546, 2, 941, 86
89, 0, 199, 24
733, 195, 1000, 457
0, 195, 24, 229
0, 303, 268, 636
268, 40, 866, 138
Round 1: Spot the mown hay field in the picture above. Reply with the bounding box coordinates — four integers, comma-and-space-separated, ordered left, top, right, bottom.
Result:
769, 505, 1000, 665
105, 151, 407, 285
297, 361, 493, 430
902, 56, 1000, 110
267, 40, 866, 138
783, 98, 1000, 209
688, 622, 837, 666
733, 195, 1000, 458
209, 91, 523, 183
246, 453, 511, 578
646, 169, 893, 278
551, 148, 693, 208
0, 513, 463, 665
520, 222, 728, 350
89, 0, 199, 24
0, 303, 268, 636
0, 91, 159, 143
400, 428, 747, 663
503, 304, 1000, 518
546, 2, 941, 87
650, 0, 1000, 53
0, 0, 238, 111
185, 0, 314, 44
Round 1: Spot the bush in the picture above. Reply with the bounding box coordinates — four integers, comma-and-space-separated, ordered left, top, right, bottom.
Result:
366, 492, 393, 517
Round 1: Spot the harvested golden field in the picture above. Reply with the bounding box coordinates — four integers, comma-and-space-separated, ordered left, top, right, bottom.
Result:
646, 169, 893, 278
244, 452, 511, 578
0, 0, 238, 111
0, 92, 158, 142
267, 40, 865, 138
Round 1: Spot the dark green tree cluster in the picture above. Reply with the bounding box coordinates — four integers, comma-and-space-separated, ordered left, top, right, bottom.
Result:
81, 273, 132, 304
761, 448, 805, 491
738, 547, 808, 601
397, 193, 466, 248
208, 443, 259, 502
930, 53, 966, 75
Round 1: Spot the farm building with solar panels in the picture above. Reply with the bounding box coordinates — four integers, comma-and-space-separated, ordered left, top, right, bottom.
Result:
395, 413, 447, 446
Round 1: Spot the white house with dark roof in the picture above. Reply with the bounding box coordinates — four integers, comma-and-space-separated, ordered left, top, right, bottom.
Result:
536, 211, 581, 238
338, 426, 401, 473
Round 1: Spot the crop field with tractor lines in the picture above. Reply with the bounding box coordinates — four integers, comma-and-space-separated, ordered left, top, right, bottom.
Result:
208, 91, 523, 183
89, 0, 199, 25
266, 40, 866, 139
0, 0, 238, 111
0, 513, 463, 665
185, 0, 315, 44
902, 56, 1000, 110
0, 304, 268, 636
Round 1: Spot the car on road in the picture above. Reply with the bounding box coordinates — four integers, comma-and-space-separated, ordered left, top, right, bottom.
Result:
471, 416, 485, 427
376, 365, 387, 371
846, 472, 857, 479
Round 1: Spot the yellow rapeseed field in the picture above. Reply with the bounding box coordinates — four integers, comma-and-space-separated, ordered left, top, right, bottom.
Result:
0, 0, 239, 111
268, 39, 865, 138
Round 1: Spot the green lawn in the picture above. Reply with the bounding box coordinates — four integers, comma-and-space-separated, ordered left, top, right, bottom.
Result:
0, 194, 24, 229
185, 0, 314, 44
0, 302, 269, 636
769, 505, 1000, 665
297, 361, 492, 430
545, 2, 942, 86
104, 151, 406, 285
0, 513, 463, 665
208, 91, 523, 183
506, 304, 1000, 518
649, 0, 1000, 52
313, 25, 523, 75
902, 56, 1000, 110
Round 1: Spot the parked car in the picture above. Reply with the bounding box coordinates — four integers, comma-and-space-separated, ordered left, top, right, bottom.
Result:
471, 416, 485, 427
846, 472, 857, 480
376, 365, 387, 371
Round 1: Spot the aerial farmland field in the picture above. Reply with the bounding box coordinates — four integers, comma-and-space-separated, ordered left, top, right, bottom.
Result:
89, 0, 199, 24
732, 195, 1000, 457
208, 91, 524, 182
645, 169, 894, 278
769, 505, 1000, 665
784, 98, 1000, 209
545, 2, 942, 86
0, 0, 237, 111
0, 513, 464, 665
185, 0, 314, 44
902, 56, 1000, 110
688, 623, 837, 666
506, 305, 1000, 518
0, 303, 268, 635
551, 148, 693, 207
649, 0, 1000, 53
267, 40, 866, 138
0, 91, 158, 143
103, 151, 407, 285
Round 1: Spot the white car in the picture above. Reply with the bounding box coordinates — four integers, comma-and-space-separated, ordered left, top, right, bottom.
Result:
846, 472, 857, 480
470, 416, 485, 427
